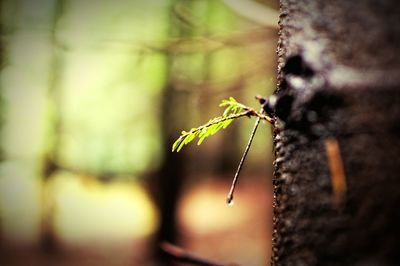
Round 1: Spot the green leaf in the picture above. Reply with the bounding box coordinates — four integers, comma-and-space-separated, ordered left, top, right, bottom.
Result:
222, 105, 232, 116
172, 97, 252, 152
176, 139, 186, 152
184, 133, 196, 144
172, 137, 183, 152
197, 135, 206, 145
222, 119, 233, 128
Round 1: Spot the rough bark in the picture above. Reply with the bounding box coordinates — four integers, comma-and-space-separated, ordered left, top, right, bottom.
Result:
272, 0, 400, 265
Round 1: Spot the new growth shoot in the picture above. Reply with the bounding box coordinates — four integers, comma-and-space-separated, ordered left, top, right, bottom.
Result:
172, 97, 272, 152
172, 96, 274, 205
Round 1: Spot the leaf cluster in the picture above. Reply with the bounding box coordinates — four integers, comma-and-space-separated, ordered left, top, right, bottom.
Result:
172, 97, 248, 152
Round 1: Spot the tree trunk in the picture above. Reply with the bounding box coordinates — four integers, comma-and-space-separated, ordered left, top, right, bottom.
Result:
272, 0, 400, 265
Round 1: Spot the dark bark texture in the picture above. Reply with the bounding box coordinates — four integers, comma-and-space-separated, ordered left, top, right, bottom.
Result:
272, 0, 400, 265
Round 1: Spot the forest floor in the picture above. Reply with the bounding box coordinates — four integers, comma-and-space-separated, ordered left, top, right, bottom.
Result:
1, 176, 272, 266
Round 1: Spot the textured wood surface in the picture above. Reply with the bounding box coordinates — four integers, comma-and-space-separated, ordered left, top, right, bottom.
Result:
272, 0, 400, 265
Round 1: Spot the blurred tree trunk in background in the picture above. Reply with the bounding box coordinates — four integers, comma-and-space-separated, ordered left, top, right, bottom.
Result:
272, 0, 400, 265
154, 80, 188, 263
40, 0, 64, 253
152, 1, 190, 263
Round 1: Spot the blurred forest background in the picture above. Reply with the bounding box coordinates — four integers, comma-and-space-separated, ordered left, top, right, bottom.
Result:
0, 0, 278, 265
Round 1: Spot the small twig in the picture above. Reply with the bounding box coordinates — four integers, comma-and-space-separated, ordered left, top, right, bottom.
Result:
325, 137, 347, 209
160, 242, 239, 266
226, 108, 265, 205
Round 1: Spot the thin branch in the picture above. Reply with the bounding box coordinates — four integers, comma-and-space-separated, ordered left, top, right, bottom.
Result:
98, 27, 276, 55
226, 108, 265, 205
160, 242, 239, 266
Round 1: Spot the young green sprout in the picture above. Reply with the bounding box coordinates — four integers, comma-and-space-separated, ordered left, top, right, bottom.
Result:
172, 96, 274, 205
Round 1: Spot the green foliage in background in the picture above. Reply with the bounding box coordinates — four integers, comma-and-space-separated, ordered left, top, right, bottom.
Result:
1, 0, 277, 180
